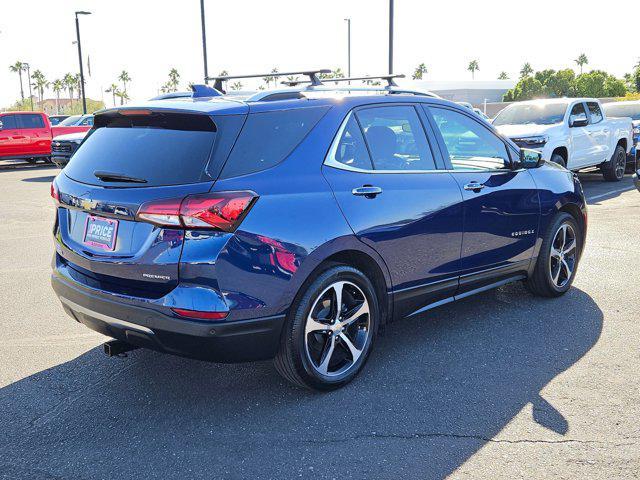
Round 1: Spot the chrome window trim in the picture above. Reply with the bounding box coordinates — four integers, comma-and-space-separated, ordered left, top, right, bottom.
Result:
323, 110, 441, 174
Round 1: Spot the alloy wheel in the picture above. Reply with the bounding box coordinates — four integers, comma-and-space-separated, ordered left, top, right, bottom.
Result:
549, 223, 577, 288
304, 281, 371, 377
615, 150, 626, 179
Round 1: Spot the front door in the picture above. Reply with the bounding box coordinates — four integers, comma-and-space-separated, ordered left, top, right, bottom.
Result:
322, 104, 464, 318
0, 115, 20, 158
584, 101, 610, 165
568, 102, 591, 169
426, 105, 540, 295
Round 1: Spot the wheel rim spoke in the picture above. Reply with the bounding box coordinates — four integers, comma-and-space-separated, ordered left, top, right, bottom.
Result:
563, 238, 576, 255
305, 316, 329, 335
338, 301, 369, 328
332, 282, 345, 322
339, 332, 362, 363
549, 222, 577, 288
317, 336, 336, 375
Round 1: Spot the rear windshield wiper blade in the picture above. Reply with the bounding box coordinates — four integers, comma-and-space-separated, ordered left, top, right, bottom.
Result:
93, 171, 148, 183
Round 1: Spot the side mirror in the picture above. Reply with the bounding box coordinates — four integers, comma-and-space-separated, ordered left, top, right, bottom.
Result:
519, 148, 543, 169
569, 115, 588, 128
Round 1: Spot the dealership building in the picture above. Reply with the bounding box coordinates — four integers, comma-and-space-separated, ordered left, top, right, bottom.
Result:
407, 80, 517, 105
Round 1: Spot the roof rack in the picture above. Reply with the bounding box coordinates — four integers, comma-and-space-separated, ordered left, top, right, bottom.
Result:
246, 84, 440, 102
282, 74, 405, 87
206, 69, 332, 93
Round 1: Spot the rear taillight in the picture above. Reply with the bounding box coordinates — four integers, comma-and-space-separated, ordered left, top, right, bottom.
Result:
50, 180, 59, 204
137, 191, 257, 232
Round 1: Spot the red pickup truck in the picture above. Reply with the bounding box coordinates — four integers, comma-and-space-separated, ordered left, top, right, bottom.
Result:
0, 112, 92, 162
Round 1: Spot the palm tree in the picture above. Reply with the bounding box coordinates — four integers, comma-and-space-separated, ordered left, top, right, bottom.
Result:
115, 89, 129, 106
574, 53, 588, 75
31, 70, 48, 104
230, 81, 243, 91
9, 61, 26, 101
52, 79, 64, 114
412, 63, 428, 80
498, 71, 509, 80
63, 73, 76, 106
167, 68, 180, 91
73, 74, 82, 101
105, 83, 119, 107
467, 60, 479, 80
118, 70, 131, 93
519, 62, 533, 78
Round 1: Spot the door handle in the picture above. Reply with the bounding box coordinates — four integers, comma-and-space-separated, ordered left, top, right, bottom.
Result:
463, 182, 485, 192
352, 185, 382, 198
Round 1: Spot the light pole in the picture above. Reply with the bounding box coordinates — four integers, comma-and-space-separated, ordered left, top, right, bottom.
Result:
24, 62, 33, 111
200, 0, 209, 84
388, 0, 394, 75
344, 18, 351, 83
75, 11, 91, 114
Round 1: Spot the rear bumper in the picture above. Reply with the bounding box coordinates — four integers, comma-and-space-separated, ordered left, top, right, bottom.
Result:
51, 273, 286, 363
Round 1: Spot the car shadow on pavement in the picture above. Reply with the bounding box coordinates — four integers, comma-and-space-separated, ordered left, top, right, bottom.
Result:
0, 283, 602, 480
20, 175, 57, 183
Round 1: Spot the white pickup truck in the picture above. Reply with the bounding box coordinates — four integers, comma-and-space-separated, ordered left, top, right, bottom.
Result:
493, 98, 633, 181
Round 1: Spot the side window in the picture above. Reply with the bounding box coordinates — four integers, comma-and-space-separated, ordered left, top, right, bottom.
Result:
587, 102, 603, 124
569, 103, 588, 125
429, 107, 510, 171
80, 116, 94, 126
17, 114, 45, 129
0, 115, 17, 130
356, 106, 436, 171
328, 115, 373, 170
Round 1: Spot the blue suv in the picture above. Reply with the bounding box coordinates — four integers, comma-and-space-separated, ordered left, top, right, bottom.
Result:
51, 72, 587, 390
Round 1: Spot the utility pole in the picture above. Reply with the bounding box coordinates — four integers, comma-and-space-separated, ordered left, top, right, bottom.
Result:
75, 11, 91, 114
200, 0, 209, 84
388, 0, 394, 75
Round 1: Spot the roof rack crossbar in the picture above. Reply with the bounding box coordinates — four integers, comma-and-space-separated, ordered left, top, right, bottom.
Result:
282, 74, 405, 87
207, 69, 332, 92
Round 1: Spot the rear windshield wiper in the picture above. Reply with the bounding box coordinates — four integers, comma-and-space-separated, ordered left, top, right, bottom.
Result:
93, 171, 148, 183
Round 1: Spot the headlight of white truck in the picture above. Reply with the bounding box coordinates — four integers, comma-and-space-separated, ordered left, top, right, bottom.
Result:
512, 135, 548, 148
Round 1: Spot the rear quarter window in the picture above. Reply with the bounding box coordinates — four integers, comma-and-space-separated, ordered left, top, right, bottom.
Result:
17, 114, 45, 129
220, 106, 329, 179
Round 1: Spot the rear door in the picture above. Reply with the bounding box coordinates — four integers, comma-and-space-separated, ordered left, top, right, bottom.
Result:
0, 115, 19, 157
322, 104, 464, 318
425, 105, 539, 294
54, 110, 245, 297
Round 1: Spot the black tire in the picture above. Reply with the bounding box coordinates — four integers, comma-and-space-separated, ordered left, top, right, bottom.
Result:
602, 145, 626, 182
274, 265, 379, 390
550, 153, 567, 168
526, 212, 582, 297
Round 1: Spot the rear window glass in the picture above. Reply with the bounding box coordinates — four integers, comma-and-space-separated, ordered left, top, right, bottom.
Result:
220, 106, 329, 178
64, 113, 220, 187
17, 114, 45, 129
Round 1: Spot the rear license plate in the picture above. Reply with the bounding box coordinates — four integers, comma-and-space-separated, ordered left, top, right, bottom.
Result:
83, 215, 118, 251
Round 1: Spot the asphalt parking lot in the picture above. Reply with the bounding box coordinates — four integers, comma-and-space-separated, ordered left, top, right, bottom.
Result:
0, 165, 638, 480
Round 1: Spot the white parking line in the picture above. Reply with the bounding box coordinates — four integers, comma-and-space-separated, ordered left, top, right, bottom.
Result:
587, 186, 634, 202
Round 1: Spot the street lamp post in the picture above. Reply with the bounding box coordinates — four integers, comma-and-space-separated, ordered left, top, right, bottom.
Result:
388, 0, 394, 75
75, 11, 91, 114
344, 18, 351, 83
24, 63, 33, 111
200, 0, 209, 84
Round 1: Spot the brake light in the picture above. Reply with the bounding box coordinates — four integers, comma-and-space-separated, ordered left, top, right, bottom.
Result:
118, 109, 153, 116
137, 191, 257, 232
50, 180, 59, 204
171, 308, 228, 320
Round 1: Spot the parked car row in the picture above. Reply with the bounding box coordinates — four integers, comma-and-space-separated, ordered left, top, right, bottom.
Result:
0, 112, 93, 164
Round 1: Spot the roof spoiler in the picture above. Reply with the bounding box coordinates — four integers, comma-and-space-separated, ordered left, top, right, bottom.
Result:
190, 84, 223, 98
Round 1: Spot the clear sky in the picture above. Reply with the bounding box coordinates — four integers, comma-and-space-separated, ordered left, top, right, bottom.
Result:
0, 0, 637, 108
